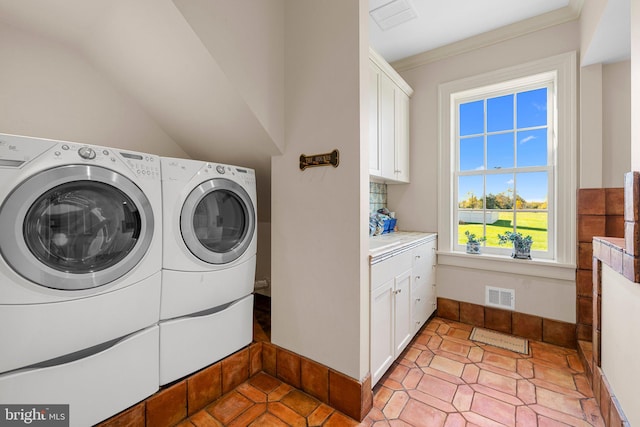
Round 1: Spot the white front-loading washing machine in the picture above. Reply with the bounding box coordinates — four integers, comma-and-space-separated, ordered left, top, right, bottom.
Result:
0, 133, 162, 426
159, 156, 256, 384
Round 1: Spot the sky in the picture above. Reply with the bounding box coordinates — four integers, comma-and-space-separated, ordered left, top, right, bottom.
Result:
458, 88, 548, 204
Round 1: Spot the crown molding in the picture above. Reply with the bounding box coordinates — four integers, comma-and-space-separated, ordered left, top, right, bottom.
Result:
392, 0, 584, 72
369, 47, 414, 96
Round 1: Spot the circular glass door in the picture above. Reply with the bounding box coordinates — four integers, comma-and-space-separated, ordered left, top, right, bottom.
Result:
0, 165, 154, 290
181, 179, 255, 264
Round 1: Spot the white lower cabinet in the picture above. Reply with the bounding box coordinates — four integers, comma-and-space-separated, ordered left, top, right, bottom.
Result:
370, 236, 437, 386
393, 269, 413, 355
411, 239, 437, 333
371, 267, 412, 386
371, 278, 394, 385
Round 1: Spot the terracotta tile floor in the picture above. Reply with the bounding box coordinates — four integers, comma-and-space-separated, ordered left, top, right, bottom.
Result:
180, 316, 605, 426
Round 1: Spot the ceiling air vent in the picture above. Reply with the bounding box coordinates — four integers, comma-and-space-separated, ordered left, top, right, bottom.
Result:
485, 286, 515, 310
370, 0, 418, 31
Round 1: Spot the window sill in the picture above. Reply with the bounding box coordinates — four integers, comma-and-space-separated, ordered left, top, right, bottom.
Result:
437, 251, 576, 281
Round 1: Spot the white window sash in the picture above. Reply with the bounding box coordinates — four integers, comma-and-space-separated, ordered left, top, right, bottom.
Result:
438, 51, 577, 267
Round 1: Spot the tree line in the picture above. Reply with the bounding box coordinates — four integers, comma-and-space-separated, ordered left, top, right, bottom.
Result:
459, 191, 547, 210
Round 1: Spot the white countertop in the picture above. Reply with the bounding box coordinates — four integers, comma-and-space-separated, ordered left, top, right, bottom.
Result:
369, 231, 437, 264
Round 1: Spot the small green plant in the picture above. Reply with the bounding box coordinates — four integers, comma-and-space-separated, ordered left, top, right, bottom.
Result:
464, 230, 486, 254
464, 230, 486, 244
497, 231, 533, 259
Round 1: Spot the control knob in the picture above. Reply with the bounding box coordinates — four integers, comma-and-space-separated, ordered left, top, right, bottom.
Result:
78, 146, 96, 160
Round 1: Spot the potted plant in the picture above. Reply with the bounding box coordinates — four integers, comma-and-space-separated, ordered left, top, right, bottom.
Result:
464, 230, 486, 254
497, 231, 533, 259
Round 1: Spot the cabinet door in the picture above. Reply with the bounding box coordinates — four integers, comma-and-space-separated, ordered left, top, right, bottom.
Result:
424, 240, 437, 318
379, 74, 396, 179
369, 62, 382, 176
394, 90, 410, 183
412, 244, 431, 331
394, 269, 412, 356
412, 283, 428, 333
371, 279, 394, 385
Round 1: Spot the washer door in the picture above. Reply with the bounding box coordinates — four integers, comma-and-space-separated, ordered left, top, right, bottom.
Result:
0, 165, 154, 290
181, 178, 255, 264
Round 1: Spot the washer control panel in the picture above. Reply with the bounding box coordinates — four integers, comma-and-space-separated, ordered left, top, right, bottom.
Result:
54, 143, 160, 180
0, 134, 161, 180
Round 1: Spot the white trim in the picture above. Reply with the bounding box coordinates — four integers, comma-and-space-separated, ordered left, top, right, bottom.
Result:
438, 52, 577, 266
438, 251, 576, 281
392, 0, 583, 72
452, 75, 555, 260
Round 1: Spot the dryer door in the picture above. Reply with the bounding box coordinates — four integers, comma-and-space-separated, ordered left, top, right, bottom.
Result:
181, 178, 255, 264
0, 165, 154, 290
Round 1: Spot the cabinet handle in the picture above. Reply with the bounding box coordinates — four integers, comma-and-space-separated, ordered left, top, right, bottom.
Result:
415, 275, 421, 280
415, 255, 421, 259
393, 289, 402, 295
416, 298, 421, 302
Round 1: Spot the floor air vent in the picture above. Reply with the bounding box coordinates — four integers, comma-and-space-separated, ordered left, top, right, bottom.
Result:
485, 286, 515, 310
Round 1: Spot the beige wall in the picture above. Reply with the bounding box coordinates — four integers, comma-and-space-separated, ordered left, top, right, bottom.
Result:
271, 0, 369, 381
390, 21, 580, 233
580, 60, 631, 189
602, 60, 631, 187
173, 0, 285, 156
601, 264, 640, 426
386, 21, 580, 323
632, 0, 640, 170
437, 266, 576, 322
0, 22, 187, 157
580, 63, 603, 188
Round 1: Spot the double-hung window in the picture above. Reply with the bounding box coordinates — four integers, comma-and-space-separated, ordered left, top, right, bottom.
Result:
455, 77, 554, 259
438, 52, 577, 271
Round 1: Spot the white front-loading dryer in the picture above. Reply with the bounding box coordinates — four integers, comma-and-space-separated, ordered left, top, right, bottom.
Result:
0, 134, 162, 424
159, 156, 256, 385
160, 156, 257, 319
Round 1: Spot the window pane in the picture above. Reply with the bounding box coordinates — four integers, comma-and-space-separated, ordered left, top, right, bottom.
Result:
517, 88, 547, 128
460, 136, 484, 171
515, 211, 548, 251
485, 211, 513, 248
517, 129, 547, 167
515, 172, 547, 210
458, 214, 485, 244
487, 94, 513, 132
487, 133, 514, 170
458, 175, 483, 209
459, 100, 484, 136
486, 173, 513, 210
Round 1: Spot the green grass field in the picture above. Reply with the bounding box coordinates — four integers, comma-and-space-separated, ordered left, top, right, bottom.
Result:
458, 211, 548, 251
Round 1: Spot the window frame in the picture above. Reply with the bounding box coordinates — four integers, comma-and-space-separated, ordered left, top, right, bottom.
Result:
453, 76, 556, 260
437, 52, 577, 278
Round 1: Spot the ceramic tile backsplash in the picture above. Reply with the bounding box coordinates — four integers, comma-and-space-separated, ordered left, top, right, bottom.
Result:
575, 187, 624, 342
369, 182, 387, 213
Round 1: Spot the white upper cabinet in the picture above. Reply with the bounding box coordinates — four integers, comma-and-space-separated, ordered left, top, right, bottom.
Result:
369, 48, 413, 184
